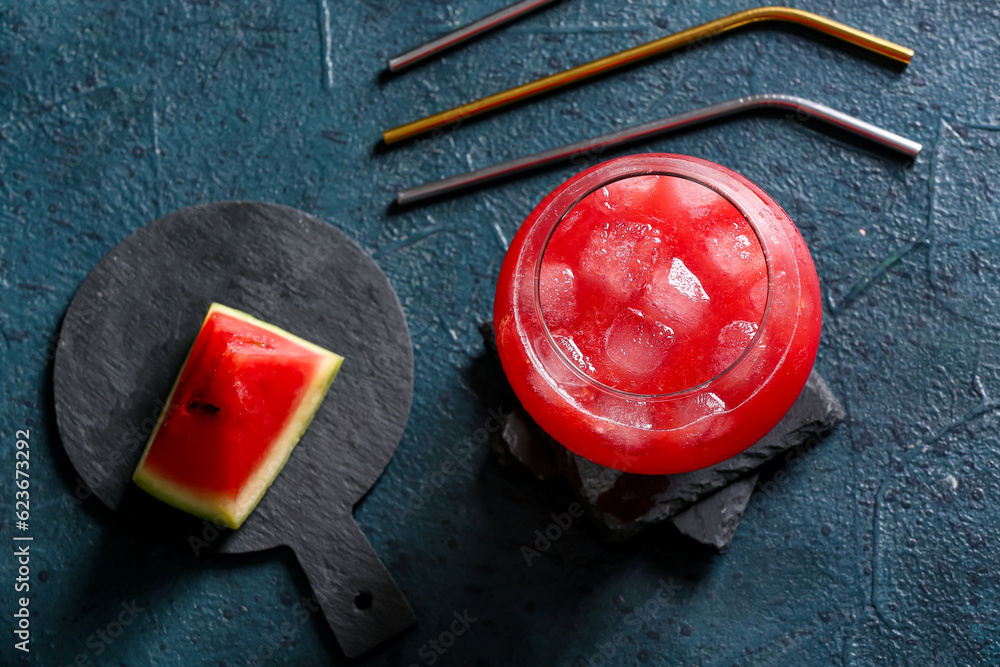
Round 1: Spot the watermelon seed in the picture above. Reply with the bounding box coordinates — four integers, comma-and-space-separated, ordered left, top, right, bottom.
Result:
188, 399, 221, 415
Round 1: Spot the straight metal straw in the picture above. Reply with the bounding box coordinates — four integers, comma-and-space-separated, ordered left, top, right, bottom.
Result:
395, 94, 923, 205
388, 0, 563, 72
383, 6, 914, 144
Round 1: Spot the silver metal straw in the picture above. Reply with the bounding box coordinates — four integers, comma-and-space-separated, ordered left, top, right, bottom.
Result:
388, 0, 563, 72
395, 94, 923, 205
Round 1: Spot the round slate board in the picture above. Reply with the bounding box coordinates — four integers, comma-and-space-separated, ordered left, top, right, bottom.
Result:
53, 201, 415, 658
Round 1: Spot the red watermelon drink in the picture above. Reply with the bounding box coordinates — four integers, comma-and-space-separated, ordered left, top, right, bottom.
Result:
494, 154, 821, 474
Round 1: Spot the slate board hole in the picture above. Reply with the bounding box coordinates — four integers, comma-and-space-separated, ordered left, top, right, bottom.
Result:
354, 591, 373, 611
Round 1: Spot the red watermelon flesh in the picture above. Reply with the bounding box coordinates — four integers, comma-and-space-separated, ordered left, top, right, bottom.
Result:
132, 303, 343, 528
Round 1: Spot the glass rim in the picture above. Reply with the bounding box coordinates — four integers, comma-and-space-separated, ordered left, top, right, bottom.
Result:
530, 169, 774, 400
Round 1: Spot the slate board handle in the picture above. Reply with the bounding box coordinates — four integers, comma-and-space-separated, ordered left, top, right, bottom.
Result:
291, 515, 415, 658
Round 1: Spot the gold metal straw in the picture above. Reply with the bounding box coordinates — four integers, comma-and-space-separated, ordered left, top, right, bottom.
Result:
382, 6, 913, 145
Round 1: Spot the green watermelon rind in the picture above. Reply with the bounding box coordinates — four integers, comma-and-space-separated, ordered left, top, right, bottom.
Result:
131, 303, 343, 530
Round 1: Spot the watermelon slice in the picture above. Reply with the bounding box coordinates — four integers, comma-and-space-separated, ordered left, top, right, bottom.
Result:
132, 303, 343, 529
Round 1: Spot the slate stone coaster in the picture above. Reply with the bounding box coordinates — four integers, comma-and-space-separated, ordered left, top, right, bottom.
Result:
479, 320, 845, 551
53, 202, 416, 657
492, 405, 568, 482
668, 473, 759, 553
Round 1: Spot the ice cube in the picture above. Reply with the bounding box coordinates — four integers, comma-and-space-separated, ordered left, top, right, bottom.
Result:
703, 219, 765, 288
644, 257, 710, 333
719, 319, 758, 348
658, 175, 720, 222
711, 319, 759, 374
603, 307, 675, 383
531, 333, 588, 395
697, 391, 727, 415
611, 175, 660, 211
554, 334, 596, 374
539, 261, 577, 329
667, 257, 710, 302
576, 216, 664, 303
593, 394, 654, 429
749, 273, 768, 312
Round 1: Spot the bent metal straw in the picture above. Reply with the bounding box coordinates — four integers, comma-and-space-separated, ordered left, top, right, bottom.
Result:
395, 94, 923, 205
382, 6, 914, 145
388, 0, 564, 72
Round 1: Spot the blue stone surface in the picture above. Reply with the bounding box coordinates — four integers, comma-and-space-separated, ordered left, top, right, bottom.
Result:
1, 0, 999, 665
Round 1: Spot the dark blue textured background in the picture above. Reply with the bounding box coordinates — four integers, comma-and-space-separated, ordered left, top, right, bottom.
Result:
2, 0, 999, 665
